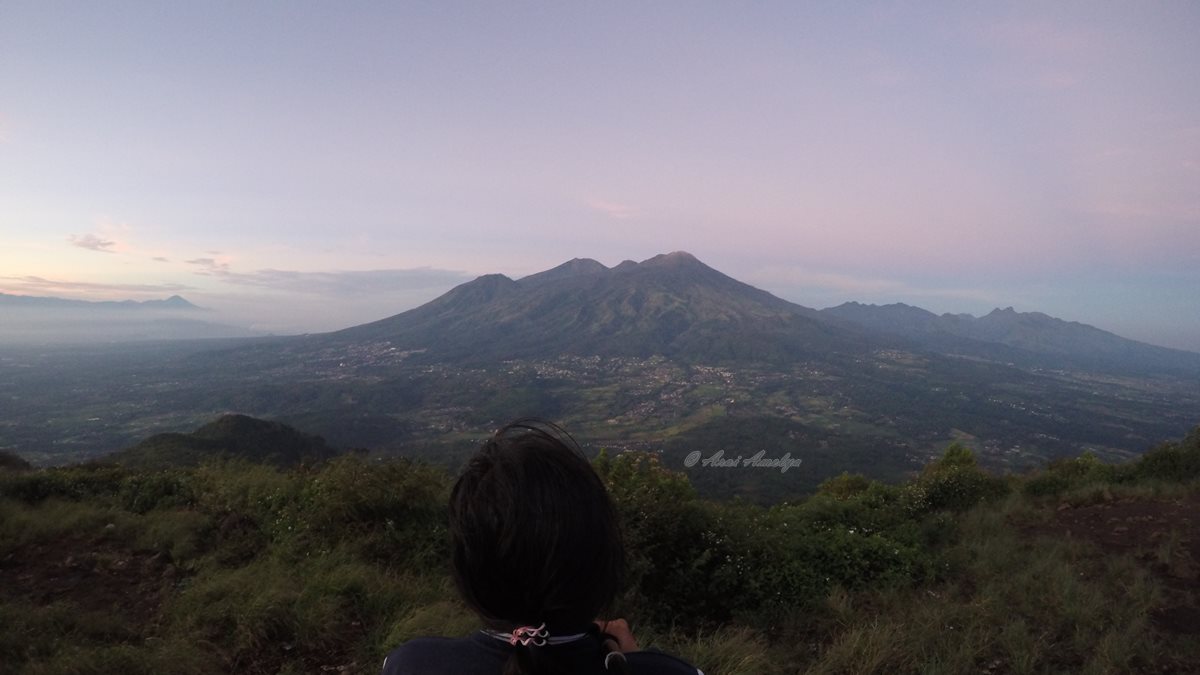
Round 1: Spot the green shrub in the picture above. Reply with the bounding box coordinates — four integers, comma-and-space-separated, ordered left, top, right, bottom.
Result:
817, 472, 873, 500
1134, 435, 1200, 482
906, 444, 1009, 513
118, 471, 196, 513
937, 442, 978, 469
921, 466, 1009, 512
1023, 452, 1126, 497
298, 457, 449, 566
0, 464, 127, 503
136, 509, 215, 562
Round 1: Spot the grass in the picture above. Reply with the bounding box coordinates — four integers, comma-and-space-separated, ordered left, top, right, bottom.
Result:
2, 430, 1199, 674
785, 503, 1162, 674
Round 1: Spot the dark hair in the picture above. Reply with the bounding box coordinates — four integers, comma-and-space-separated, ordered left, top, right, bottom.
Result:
449, 419, 627, 675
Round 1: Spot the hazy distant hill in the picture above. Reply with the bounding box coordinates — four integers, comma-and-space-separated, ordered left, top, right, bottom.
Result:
0, 293, 202, 311
0, 450, 32, 471
0, 293, 259, 344
107, 414, 340, 469
822, 302, 1200, 375
325, 251, 872, 363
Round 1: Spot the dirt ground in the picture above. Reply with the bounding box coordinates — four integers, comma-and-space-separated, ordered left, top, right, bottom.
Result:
1030, 494, 1200, 638
0, 534, 174, 626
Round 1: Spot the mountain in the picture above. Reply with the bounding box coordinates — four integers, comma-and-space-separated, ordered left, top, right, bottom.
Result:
0, 293, 202, 310
106, 414, 340, 469
323, 251, 870, 364
4, 252, 1199, 495
317, 252, 1194, 374
0, 293, 259, 344
822, 302, 1200, 375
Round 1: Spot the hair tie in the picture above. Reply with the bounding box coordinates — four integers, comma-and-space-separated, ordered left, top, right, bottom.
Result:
509, 623, 549, 647
481, 624, 590, 648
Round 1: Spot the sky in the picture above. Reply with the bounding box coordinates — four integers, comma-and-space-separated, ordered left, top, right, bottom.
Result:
1, 2, 1198, 349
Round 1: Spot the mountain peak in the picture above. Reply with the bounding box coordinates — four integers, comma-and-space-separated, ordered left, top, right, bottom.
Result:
328, 248, 837, 362
641, 250, 700, 266
431, 273, 517, 308
518, 257, 608, 287
151, 295, 201, 310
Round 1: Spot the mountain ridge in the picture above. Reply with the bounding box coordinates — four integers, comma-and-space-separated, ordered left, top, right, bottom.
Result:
0, 292, 203, 310
822, 300, 1200, 374
327, 251, 859, 363
321, 251, 1194, 374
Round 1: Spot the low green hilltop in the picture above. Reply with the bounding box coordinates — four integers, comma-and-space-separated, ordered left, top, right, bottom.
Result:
1, 426, 1198, 674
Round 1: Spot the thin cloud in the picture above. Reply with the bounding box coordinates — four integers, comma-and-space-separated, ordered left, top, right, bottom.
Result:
212, 267, 474, 295
980, 18, 1099, 92
69, 233, 117, 253
985, 19, 1096, 58
186, 257, 231, 274
152, 256, 170, 263
749, 267, 909, 296
0, 275, 194, 295
586, 198, 640, 220
746, 266, 1008, 307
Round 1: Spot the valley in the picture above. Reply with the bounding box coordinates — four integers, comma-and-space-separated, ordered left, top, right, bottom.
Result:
3, 337, 1196, 501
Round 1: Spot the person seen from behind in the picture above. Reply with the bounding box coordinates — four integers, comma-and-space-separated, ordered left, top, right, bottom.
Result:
381, 419, 701, 675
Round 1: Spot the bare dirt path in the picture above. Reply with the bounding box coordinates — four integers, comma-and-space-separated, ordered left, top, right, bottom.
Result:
1029, 494, 1200, 638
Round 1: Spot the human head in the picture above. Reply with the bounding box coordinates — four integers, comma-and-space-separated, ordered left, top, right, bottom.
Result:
449, 419, 625, 632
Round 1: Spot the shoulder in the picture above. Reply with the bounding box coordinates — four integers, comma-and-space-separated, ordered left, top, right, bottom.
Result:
627, 649, 704, 675
380, 636, 505, 675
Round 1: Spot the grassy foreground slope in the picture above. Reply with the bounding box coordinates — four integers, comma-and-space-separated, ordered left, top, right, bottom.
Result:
1, 427, 1198, 675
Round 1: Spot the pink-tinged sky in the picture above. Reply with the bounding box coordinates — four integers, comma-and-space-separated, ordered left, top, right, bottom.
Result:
1, 2, 1198, 350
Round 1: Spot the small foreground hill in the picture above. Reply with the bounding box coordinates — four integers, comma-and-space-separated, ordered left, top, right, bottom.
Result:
0, 450, 32, 471
107, 414, 340, 469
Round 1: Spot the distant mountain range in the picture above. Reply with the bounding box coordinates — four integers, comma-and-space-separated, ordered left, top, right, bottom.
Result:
0, 293, 260, 343
0, 293, 202, 310
320, 250, 1198, 375
821, 302, 1200, 375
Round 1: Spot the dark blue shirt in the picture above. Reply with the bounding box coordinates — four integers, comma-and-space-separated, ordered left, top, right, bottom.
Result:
381, 631, 702, 675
